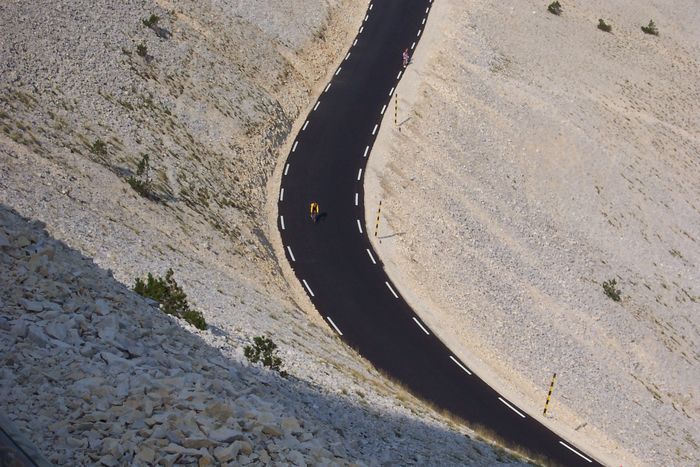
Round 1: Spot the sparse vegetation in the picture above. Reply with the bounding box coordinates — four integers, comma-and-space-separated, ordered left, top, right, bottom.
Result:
598, 19, 612, 32
134, 269, 207, 329
142, 14, 160, 28
641, 20, 659, 36
547, 1, 562, 15
603, 278, 621, 301
244, 336, 286, 376
127, 153, 153, 198
136, 43, 147, 57
89, 138, 107, 156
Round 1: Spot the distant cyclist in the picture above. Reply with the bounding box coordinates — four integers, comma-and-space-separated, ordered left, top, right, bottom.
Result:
309, 202, 320, 223
402, 48, 410, 68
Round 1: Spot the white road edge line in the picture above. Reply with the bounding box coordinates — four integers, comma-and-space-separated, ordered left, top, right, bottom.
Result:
413, 317, 430, 335
324, 83, 331, 93
417, 29, 422, 37
292, 141, 298, 152
355, 193, 359, 206
411, 41, 416, 50
327, 317, 343, 335
356, 219, 363, 233
302, 120, 309, 131
369, 3, 373, 10
357, 168, 363, 181
559, 441, 593, 463
345, 52, 351, 60
363, 146, 370, 158
314, 101, 320, 111
426, 6, 430, 13
279, 188, 284, 202
381, 104, 387, 115
284, 164, 289, 176
280, 215, 285, 230
396, 70, 402, 80
335, 67, 342, 76
372, 124, 378, 135
422, 18, 426, 25
359, 26, 364, 33
365, 14, 369, 21
385, 281, 399, 298
498, 397, 526, 418
302, 279, 315, 297
353, 38, 358, 46
366, 249, 377, 264
389, 86, 395, 97
286, 246, 296, 262
449, 355, 472, 375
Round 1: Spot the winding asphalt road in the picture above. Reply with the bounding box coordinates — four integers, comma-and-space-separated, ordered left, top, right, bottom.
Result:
277, 1, 602, 465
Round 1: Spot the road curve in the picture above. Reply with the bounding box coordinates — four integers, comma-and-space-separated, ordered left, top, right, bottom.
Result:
277, 1, 602, 465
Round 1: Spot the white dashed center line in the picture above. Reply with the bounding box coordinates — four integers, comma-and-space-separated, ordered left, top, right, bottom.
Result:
302, 279, 315, 297
327, 317, 343, 336
449, 355, 472, 375
324, 83, 331, 93
381, 104, 387, 115
284, 164, 290, 176
314, 101, 320, 111
280, 215, 285, 230
279, 188, 284, 201
559, 441, 593, 463
302, 120, 309, 131
498, 397, 526, 418
292, 141, 298, 152
366, 249, 377, 264
357, 168, 363, 180
286, 246, 296, 262
413, 317, 430, 335
363, 146, 370, 158
389, 86, 395, 97
356, 219, 363, 233
355, 193, 359, 206
372, 124, 378, 135
335, 67, 342, 76
385, 281, 399, 298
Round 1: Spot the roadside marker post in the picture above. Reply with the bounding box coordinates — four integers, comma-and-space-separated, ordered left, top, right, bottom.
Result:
394, 93, 399, 130
374, 201, 382, 237
543, 373, 557, 416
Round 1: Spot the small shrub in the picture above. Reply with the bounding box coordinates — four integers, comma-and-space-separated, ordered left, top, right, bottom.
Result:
127, 176, 150, 197
127, 153, 153, 198
90, 139, 107, 156
134, 269, 206, 329
136, 43, 147, 57
598, 19, 612, 32
244, 336, 286, 376
547, 1, 562, 15
143, 14, 160, 28
641, 20, 658, 36
602, 279, 621, 301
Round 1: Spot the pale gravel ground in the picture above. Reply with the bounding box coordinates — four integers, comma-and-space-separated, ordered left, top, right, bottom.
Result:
1, 0, 530, 464
366, 0, 699, 466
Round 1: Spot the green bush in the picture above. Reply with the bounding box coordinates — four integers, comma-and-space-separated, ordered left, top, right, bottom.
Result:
547, 1, 562, 15
134, 269, 207, 329
90, 139, 107, 156
136, 43, 147, 57
244, 336, 286, 376
127, 176, 150, 197
597, 19, 612, 33
641, 20, 658, 36
602, 279, 621, 302
127, 154, 153, 198
143, 14, 160, 28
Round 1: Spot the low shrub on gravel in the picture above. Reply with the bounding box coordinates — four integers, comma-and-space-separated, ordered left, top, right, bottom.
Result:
597, 19, 612, 32
127, 154, 155, 199
134, 269, 207, 329
641, 20, 659, 36
89, 139, 107, 156
602, 278, 621, 301
245, 336, 286, 376
136, 43, 147, 57
547, 1, 562, 15
142, 14, 160, 28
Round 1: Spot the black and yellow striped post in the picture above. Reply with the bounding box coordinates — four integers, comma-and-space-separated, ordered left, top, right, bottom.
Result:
543, 373, 557, 416
374, 201, 382, 237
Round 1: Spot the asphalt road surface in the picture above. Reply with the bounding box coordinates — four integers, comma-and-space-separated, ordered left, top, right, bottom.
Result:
277, 1, 602, 465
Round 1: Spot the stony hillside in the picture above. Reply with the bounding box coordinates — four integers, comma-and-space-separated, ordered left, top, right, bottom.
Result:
1, 0, 529, 465
366, 0, 699, 465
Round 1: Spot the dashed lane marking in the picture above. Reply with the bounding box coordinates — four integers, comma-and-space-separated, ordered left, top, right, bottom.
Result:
422, 17, 426, 25
365, 14, 369, 21
372, 124, 378, 135
413, 317, 430, 335
426, 6, 430, 13
381, 104, 387, 115
363, 146, 370, 158
369, 3, 373, 10
280, 215, 285, 230
366, 249, 377, 264
327, 317, 343, 335
389, 86, 395, 97
498, 397, 526, 418
302, 120, 309, 131
411, 41, 416, 50
284, 164, 289, 176
357, 168, 363, 181
302, 279, 315, 297
385, 281, 399, 298
353, 38, 358, 46
356, 219, 363, 233
360, 26, 364, 33
313, 101, 320, 111
559, 442, 593, 463
279, 188, 284, 201
324, 83, 331, 93
345, 52, 351, 60
335, 67, 342, 76
449, 355, 472, 375
355, 193, 359, 206
396, 70, 402, 80
292, 141, 298, 152
417, 29, 421, 37
286, 246, 296, 262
